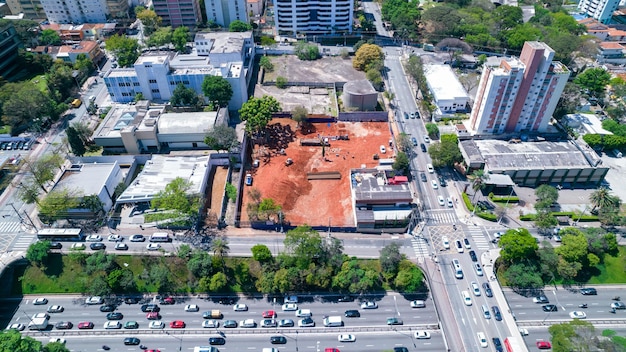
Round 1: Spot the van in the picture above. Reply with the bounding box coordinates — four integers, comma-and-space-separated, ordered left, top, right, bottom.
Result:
296, 309, 312, 317
323, 316, 343, 327
451, 259, 463, 279
481, 305, 491, 319
150, 232, 171, 242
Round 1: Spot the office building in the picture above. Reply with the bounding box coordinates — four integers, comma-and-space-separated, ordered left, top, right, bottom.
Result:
5, 0, 46, 20
273, 0, 353, 35
39, 0, 108, 23
205, 0, 248, 26
469, 41, 569, 135
153, 0, 202, 28
578, 0, 620, 24
0, 24, 22, 82
424, 64, 470, 120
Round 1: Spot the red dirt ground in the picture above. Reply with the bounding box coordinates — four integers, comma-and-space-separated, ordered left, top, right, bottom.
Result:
241, 118, 393, 227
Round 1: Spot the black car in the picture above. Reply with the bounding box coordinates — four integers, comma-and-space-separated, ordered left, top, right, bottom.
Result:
106, 312, 124, 320
580, 288, 597, 295
55, 321, 73, 329
125, 297, 141, 305
394, 347, 409, 352
420, 143, 427, 152
492, 337, 503, 352
209, 337, 226, 345
49, 242, 63, 249
223, 320, 237, 328
542, 304, 558, 312
420, 173, 427, 182
482, 283, 493, 297
124, 337, 140, 345
338, 295, 354, 302
141, 304, 160, 312
492, 306, 502, 321
345, 310, 360, 318
439, 177, 447, 187
100, 305, 115, 312
90, 243, 106, 250
270, 336, 287, 344
469, 250, 478, 262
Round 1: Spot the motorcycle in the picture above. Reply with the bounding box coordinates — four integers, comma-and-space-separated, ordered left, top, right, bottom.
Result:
613, 296, 621, 301
578, 303, 588, 308
102, 346, 110, 351
139, 345, 147, 350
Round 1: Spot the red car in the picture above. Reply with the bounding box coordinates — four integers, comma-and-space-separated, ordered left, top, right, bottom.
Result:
146, 350, 161, 352
325, 349, 340, 352
536, 341, 552, 349
146, 312, 161, 320
77, 321, 94, 329
161, 297, 175, 305
262, 310, 277, 318
169, 320, 186, 328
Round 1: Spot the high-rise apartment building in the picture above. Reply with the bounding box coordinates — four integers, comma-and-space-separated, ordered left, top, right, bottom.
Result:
273, 0, 353, 35
0, 24, 22, 81
6, 0, 46, 20
153, 0, 202, 28
469, 41, 569, 135
578, 0, 619, 24
106, 0, 129, 19
39, 0, 108, 23
205, 0, 248, 27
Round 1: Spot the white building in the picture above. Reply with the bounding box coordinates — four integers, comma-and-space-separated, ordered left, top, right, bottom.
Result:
423, 64, 470, 120
39, 0, 108, 23
194, 31, 255, 68
205, 0, 248, 27
273, 0, 353, 36
579, 0, 620, 24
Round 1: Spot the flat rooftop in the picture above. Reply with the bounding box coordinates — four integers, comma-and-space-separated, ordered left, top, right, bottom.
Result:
352, 171, 413, 203
564, 113, 613, 135
53, 162, 117, 195
157, 112, 218, 134
424, 64, 469, 101
194, 31, 251, 54
94, 104, 165, 139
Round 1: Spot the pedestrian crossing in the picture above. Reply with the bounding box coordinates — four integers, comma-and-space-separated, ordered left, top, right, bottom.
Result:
0, 221, 23, 234
11, 234, 36, 251
425, 210, 457, 225
467, 226, 490, 250
411, 237, 430, 259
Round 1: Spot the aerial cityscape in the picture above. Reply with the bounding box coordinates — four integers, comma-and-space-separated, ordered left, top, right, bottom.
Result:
0, 0, 625, 351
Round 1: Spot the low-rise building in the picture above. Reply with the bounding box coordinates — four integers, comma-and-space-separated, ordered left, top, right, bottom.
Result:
597, 42, 626, 64
563, 113, 613, 136
40, 23, 115, 42
424, 64, 470, 120
32, 41, 105, 64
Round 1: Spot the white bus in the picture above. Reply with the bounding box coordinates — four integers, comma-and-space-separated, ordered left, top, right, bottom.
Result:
452, 259, 463, 279
149, 232, 172, 242
37, 228, 83, 241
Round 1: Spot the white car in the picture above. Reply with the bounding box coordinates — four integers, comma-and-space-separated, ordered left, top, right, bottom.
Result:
424, 136, 431, 143
438, 195, 445, 206
455, 240, 464, 253
379, 145, 386, 154
494, 231, 503, 239
149, 321, 165, 329
446, 197, 453, 207
115, 242, 128, 250
49, 338, 66, 344
240, 319, 256, 328
85, 296, 103, 305
569, 311, 587, 319
414, 330, 431, 339
471, 281, 481, 296
233, 304, 248, 311
282, 303, 298, 311
184, 304, 199, 312
71, 243, 86, 250
33, 297, 48, 305
261, 319, 277, 328
202, 320, 219, 328
6, 323, 25, 331
360, 301, 378, 309
338, 334, 356, 342
85, 234, 102, 242
426, 163, 434, 173
410, 300, 426, 308
477, 332, 488, 348
442, 236, 450, 249
107, 234, 122, 242
519, 328, 529, 336
474, 263, 483, 276
431, 180, 438, 189
147, 243, 161, 251
461, 291, 472, 306
103, 321, 122, 329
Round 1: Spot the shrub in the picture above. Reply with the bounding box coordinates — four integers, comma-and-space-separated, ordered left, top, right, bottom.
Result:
477, 212, 497, 221
520, 214, 537, 221
276, 76, 287, 89
462, 193, 474, 211
225, 183, 237, 202
294, 42, 320, 61
489, 195, 520, 203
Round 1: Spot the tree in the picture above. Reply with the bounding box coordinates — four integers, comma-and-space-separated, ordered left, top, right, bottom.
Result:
0, 330, 43, 351
590, 187, 620, 212
239, 95, 281, 135
503, 262, 543, 290
209, 272, 228, 291
535, 184, 558, 210
66, 126, 86, 156
498, 228, 538, 262
145, 26, 172, 48
40, 29, 61, 45
259, 56, 274, 72
291, 105, 308, 126
151, 177, 200, 220
170, 83, 202, 108
38, 189, 79, 224
395, 133, 413, 153
17, 180, 41, 205
284, 225, 325, 269
24, 154, 64, 192
294, 42, 320, 61
107, 268, 136, 292
149, 265, 172, 293
211, 237, 230, 265
425, 123, 439, 138
74, 53, 94, 76
26, 241, 51, 266
379, 242, 402, 277
105, 35, 140, 68
3, 82, 52, 133
171, 26, 190, 52
204, 124, 238, 152
353, 44, 384, 71
187, 251, 213, 278
468, 169, 489, 202
394, 260, 424, 292
229, 20, 252, 32
420, 5, 461, 40
276, 76, 287, 89
554, 82, 583, 119
258, 198, 282, 220
574, 67, 611, 98
534, 211, 558, 233
251, 244, 273, 263
555, 231, 589, 263
366, 69, 383, 91
201, 75, 233, 108
392, 152, 410, 175
333, 258, 381, 293
136, 8, 162, 35
43, 341, 71, 352
428, 134, 463, 168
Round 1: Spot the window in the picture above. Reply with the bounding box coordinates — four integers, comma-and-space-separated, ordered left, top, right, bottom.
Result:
149, 79, 157, 84
151, 89, 159, 93
133, 82, 140, 86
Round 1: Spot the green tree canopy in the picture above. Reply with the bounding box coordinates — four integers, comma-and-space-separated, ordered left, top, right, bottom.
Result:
187, 250, 214, 278
251, 244, 273, 263
294, 42, 320, 61
428, 134, 463, 167
38, 189, 80, 224
66, 126, 86, 156
229, 20, 252, 32
136, 8, 162, 35
574, 67, 611, 98
151, 177, 200, 218
392, 151, 410, 174
105, 35, 140, 68
26, 241, 51, 266
145, 26, 172, 48
170, 83, 202, 108
2, 82, 52, 133
204, 124, 238, 152
498, 228, 539, 262
555, 229, 589, 263
239, 95, 281, 135
201, 75, 233, 108
171, 26, 190, 52
379, 242, 403, 276
0, 330, 43, 352
40, 29, 61, 45
353, 44, 384, 71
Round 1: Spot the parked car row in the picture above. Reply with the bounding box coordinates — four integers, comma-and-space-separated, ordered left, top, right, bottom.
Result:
0, 139, 33, 151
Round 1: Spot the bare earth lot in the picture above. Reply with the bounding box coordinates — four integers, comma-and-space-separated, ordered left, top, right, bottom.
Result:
264, 55, 366, 83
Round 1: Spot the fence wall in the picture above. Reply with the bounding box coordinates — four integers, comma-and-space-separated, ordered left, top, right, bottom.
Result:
338, 111, 388, 122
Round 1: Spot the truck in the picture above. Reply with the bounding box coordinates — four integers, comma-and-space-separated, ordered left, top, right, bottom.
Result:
323, 316, 343, 327
503, 337, 525, 352
28, 317, 49, 330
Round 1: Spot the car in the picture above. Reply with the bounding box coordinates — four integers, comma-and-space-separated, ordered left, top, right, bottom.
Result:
477, 332, 488, 348
386, 317, 403, 325
471, 282, 481, 296
424, 136, 431, 143
6, 323, 25, 331
49, 242, 62, 249
463, 238, 471, 249
462, 291, 472, 306
209, 337, 226, 345
492, 337, 503, 352
404, 112, 409, 119
33, 312, 49, 319
439, 177, 447, 187
49, 338, 66, 344
223, 320, 238, 328
100, 305, 115, 312
482, 283, 493, 297
124, 321, 139, 329
115, 242, 128, 250
426, 163, 434, 173
580, 288, 597, 295
438, 195, 445, 206
278, 319, 294, 327
414, 331, 431, 339
338, 334, 356, 342
90, 242, 106, 250
492, 306, 502, 321
536, 341, 552, 349
298, 317, 315, 327
233, 304, 248, 311
33, 297, 48, 305
447, 197, 453, 207
469, 250, 478, 262
125, 297, 141, 304
554, 235, 562, 242
474, 263, 483, 276
185, 304, 200, 312
542, 304, 558, 312
441, 236, 450, 249
170, 320, 186, 328
146, 312, 161, 320
324, 349, 340, 352
47, 305, 64, 313
85, 234, 102, 242
71, 243, 85, 250
394, 348, 409, 352
410, 300, 426, 308
107, 311, 124, 320
245, 173, 253, 186
411, 137, 418, 146
271, 336, 287, 344
533, 296, 549, 304
147, 243, 161, 250
77, 321, 94, 329
361, 301, 378, 309
519, 328, 529, 336
203, 320, 220, 328
85, 296, 103, 305
420, 173, 427, 182
611, 302, 626, 309
124, 337, 141, 346
202, 310, 223, 319
344, 310, 360, 317
104, 321, 122, 329
141, 304, 160, 312
107, 234, 122, 241
282, 303, 298, 311
420, 143, 427, 152
569, 311, 587, 319
379, 145, 386, 154
337, 295, 354, 302
130, 234, 145, 242
261, 319, 277, 328
160, 296, 175, 305
262, 310, 277, 318
494, 231, 503, 239
149, 321, 165, 329
455, 240, 464, 253
431, 180, 438, 189
240, 319, 257, 328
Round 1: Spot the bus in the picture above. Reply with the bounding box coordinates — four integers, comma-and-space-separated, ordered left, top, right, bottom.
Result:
149, 232, 172, 242
37, 228, 84, 241
451, 259, 463, 279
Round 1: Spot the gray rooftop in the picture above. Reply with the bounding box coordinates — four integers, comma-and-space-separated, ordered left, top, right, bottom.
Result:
344, 80, 376, 95
53, 162, 118, 196
157, 112, 218, 135
194, 31, 252, 54
352, 171, 413, 203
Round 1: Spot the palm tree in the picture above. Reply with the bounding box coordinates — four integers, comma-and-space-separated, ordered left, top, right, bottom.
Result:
468, 169, 490, 203
590, 188, 620, 212
210, 237, 230, 265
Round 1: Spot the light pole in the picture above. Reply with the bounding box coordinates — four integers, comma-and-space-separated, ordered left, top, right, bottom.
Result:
165, 331, 183, 352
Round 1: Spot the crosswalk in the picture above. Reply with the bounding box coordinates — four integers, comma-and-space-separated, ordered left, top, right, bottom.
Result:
411, 236, 430, 260
11, 234, 36, 251
467, 226, 490, 250
425, 210, 457, 225
0, 221, 23, 234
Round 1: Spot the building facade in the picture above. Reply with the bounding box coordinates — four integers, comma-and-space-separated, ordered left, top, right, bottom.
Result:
106, 0, 129, 18
578, 0, 620, 24
424, 64, 470, 120
0, 25, 22, 82
153, 0, 202, 28
5, 0, 46, 20
273, 0, 353, 36
205, 0, 248, 27
469, 41, 569, 135
39, 0, 108, 23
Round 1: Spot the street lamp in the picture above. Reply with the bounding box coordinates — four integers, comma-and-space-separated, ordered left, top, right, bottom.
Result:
165, 331, 183, 352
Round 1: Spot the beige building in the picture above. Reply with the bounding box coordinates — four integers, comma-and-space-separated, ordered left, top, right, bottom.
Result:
5, 0, 46, 20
